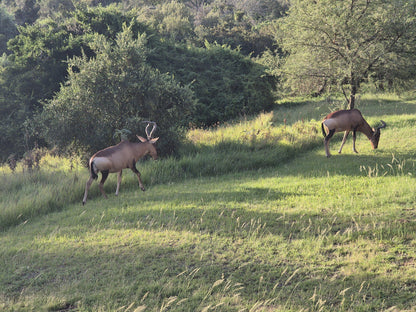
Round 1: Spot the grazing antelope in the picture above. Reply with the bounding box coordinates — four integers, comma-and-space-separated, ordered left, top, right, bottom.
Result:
321, 109, 386, 157
82, 122, 159, 205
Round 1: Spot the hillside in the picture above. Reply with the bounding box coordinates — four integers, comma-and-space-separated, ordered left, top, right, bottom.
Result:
1, 95, 416, 311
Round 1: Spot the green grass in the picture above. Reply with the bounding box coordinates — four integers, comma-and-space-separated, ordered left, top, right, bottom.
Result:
1, 94, 416, 311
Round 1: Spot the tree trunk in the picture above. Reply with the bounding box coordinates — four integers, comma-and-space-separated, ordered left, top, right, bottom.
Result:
348, 93, 355, 109
348, 78, 358, 109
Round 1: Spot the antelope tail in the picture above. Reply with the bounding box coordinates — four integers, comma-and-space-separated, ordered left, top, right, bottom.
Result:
321, 123, 327, 137
90, 161, 99, 180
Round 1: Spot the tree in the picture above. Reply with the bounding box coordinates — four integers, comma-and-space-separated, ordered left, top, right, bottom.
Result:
137, 1, 194, 42
0, 18, 86, 161
276, 0, 416, 108
42, 26, 197, 155
0, 5, 152, 161
148, 41, 276, 126
14, 0, 39, 25
193, 0, 276, 56
0, 6, 18, 55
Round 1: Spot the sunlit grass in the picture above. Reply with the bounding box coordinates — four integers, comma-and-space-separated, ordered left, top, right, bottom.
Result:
1, 94, 416, 311
186, 111, 320, 148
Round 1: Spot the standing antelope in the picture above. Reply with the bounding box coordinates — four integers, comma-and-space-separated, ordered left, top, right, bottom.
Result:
321, 109, 386, 157
82, 122, 159, 205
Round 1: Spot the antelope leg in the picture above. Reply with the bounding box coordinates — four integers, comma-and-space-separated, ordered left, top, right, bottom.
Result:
82, 176, 94, 205
352, 130, 358, 153
132, 165, 145, 191
99, 170, 109, 199
116, 171, 122, 196
324, 129, 335, 157
338, 131, 350, 154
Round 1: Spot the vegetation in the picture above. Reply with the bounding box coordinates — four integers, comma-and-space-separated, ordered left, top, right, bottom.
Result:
276, 0, 416, 108
1, 95, 415, 311
148, 41, 275, 126
0, 1, 416, 309
0, 3, 277, 161
42, 25, 196, 155
1, 0, 416, 161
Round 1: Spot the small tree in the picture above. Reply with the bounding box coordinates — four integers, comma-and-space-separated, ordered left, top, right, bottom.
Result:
42, 26, 196, 155
277, 0, 416, 108
137, 0, 194, 42
0, 6, 18, 55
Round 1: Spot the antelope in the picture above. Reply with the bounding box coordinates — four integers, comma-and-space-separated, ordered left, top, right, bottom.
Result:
321, 109, 386, 157
82, 122, 159, 205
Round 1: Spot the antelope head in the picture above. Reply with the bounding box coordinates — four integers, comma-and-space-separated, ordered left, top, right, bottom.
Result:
138, 121, 159, 160
370, 120, 386, 149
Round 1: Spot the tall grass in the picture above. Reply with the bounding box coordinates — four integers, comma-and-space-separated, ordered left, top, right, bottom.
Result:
0, 154, 85, 230
1, 94, 415, 311
1, 110, 321, 231
179, 111, 321, 173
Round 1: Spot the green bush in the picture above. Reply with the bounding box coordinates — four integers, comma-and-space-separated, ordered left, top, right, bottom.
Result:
149, 42, 276, 126
42, 26, 196, 155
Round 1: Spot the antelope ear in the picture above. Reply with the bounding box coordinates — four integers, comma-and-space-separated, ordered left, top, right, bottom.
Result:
149, 137, 159, 144
137, 135, 147, 142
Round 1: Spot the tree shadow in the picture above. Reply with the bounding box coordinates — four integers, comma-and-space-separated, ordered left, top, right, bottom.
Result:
277, 141, 416, 178
4, 197, 415, 311
358, 98, 416, 117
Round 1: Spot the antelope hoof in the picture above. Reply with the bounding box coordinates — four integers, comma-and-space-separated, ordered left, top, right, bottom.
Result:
140, 186, 146, 192
82, 201, 86, 206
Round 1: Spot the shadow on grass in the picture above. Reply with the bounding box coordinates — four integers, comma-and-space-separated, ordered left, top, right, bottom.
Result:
282, 151, 416, 178
2, 199, 415, 311
359, 98, 416, 117
2, 146, 415, 310
2, 96, 416, 310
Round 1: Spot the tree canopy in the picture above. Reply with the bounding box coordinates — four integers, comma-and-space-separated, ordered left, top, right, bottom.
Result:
0, 3, 275, 160
42, 26, 196, 155
0, 0, 416, 162
277, 0, 416, 108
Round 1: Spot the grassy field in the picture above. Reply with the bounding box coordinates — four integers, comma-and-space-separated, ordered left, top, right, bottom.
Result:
1, 94, 415, 311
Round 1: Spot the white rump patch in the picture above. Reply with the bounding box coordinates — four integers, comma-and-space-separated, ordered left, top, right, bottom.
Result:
323, 119, 347, 132
323, 119, 337, 130
93, 157, 113, 171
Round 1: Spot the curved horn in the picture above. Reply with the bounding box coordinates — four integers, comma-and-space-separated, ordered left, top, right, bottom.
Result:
142, 121, 157, 139
376, 120, 386, 130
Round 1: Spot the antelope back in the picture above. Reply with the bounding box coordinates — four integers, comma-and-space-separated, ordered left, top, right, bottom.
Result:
323, 109, 364, 132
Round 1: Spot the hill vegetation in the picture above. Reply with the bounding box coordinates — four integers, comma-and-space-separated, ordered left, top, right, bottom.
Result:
1, 95, 415, 311
1, 1, 416, 310
1, 0, 416, 161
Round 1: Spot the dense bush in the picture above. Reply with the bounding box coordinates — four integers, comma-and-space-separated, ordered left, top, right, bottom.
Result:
1, 0, 415, 162
0, 4, 276, 160
149, 42, 276, 126
42, 26, 196, 155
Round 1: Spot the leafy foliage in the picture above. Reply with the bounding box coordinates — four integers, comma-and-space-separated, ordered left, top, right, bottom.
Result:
0, 18, 85, 161
136, 0, 194, 42
0, 7, 18, 55
0, 3, 277, 160
276, 0, 416, 107
1, 0, 416, 162
42, 26, 196, 155
192, 0, 277, 56
149, 41, 276, 126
